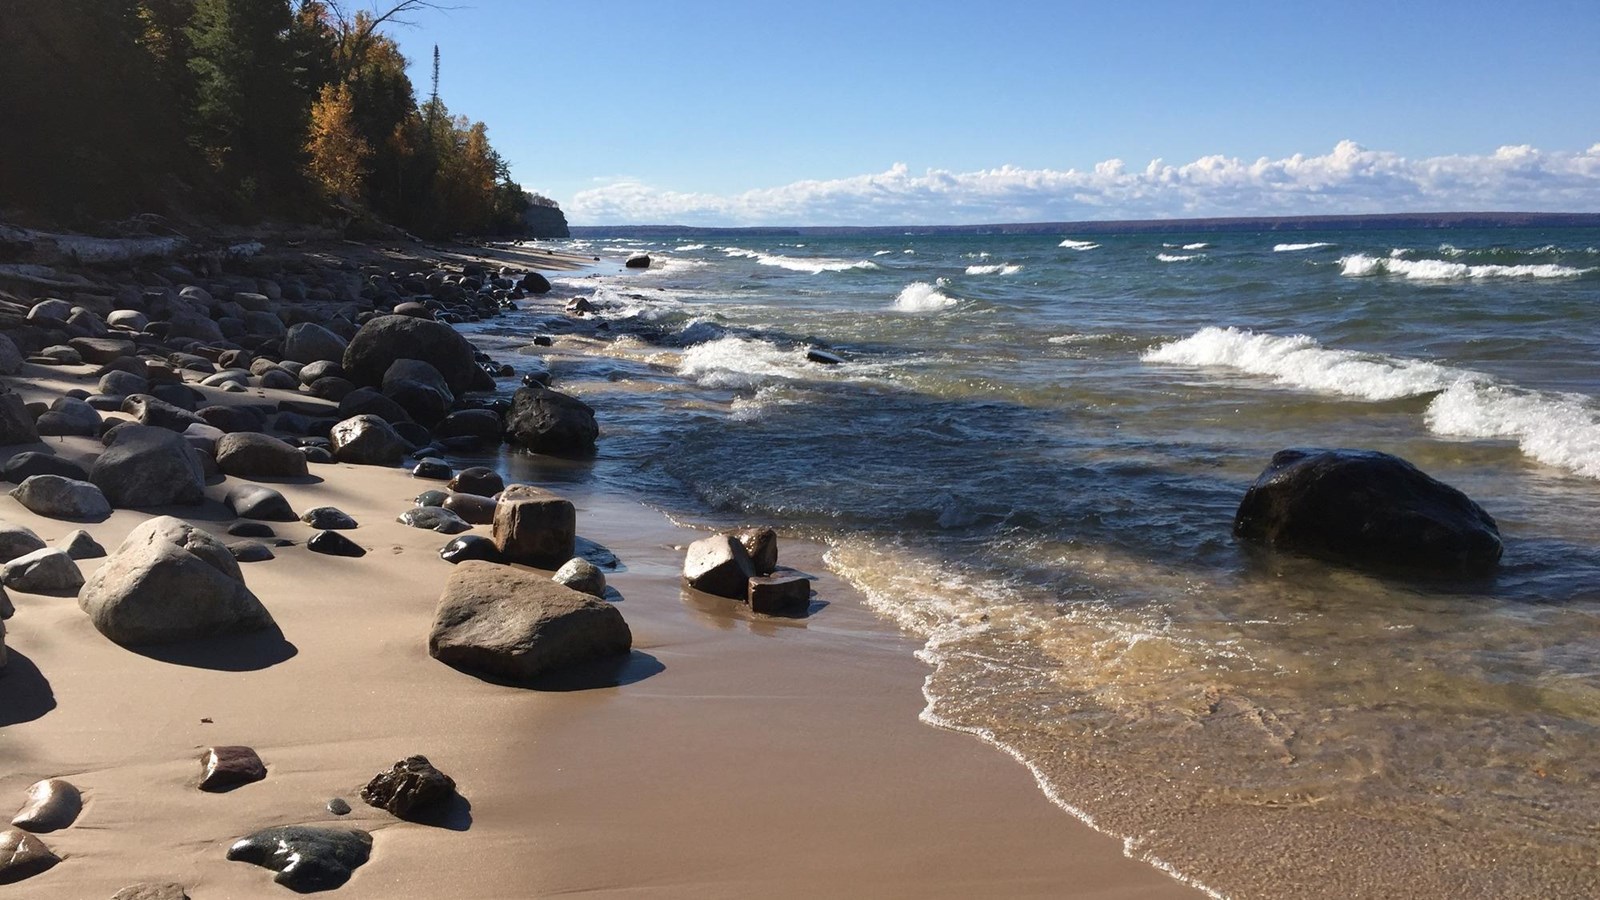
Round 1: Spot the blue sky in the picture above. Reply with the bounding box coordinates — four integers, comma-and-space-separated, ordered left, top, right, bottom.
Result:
388, 0, 1600, 225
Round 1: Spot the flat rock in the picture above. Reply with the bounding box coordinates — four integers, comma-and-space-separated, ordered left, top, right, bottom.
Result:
553, 557, 606, 598
10, 778, 82, 832
1, 548, 84, 593
359, 755, 456, 819
215, 432, 308, 478
439, 534, 502, 565
308, 531, 365, 558
11, 474, 112, 521
429, 561, 632, 682
683, 534, 755, 600
301, 507, 356, 530
491, 485, 575, 568
226, 825, 371, 892
200, 745, 267, 791
225, 484, 297, 522
0, 828, 59, 883
447, 466, 503, 496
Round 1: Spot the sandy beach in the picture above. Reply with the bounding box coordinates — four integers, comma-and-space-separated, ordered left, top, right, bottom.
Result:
0, 242, 1197, 898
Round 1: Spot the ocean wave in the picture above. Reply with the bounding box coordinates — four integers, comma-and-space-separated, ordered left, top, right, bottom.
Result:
894, 281, 960, 312
1156, 253, 1200, 263
1059, 238, 1100, 250
1183, 242, 1210, 250
1141, 326, 1461, 401
674, 243, 706, 251
1340, 254, 1594, 280
1273, 242, 1335, 252
1144, 326, 1600, 479
965, 263, 1022, 275
721, 246, 879, 274
676, 336, 813, 389
873, 250, 894, 256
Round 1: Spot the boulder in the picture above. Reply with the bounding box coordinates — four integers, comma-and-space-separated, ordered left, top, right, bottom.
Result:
215, 432, 308, 478
78, 516, 272, 645
196, 404, 267, 434
329, 414, 410, 466
1, 452, 87, 484
429, 561, 631, 681
0, 391, 40, 445
0, 522, 46, 564
199, 745, 267, 791
0, 334, 21, 376
359, 755, 456, 819
0, 828, 58, 884
397, 506, 471, 534
90, 425, 206, 507
442, 492, 496, 524
748, 574, 812, 615
1, 548, 84, 593
448, 466, 503, 496
35, 397, 101, 437
1233, 449, 1504, 577
226, 826, 371, 892
435, 409, 502, 445
225, 484, 297, 521
342, 315, 487, 395
11, 474, 111, 520
553, 557, 606, 598
683, 534, 755, 599
518, 272, 552, 294
301, 507, 357, 530
439, 534, 502, 564
122, 394, 204, 431
491, 485, 575, 568
382, 358, 454, 426
10, 778, 81, 832
737, 527, 779, 576
99, 369, 151, 397
337, 387, 414, 425
308, 531, 365, 557
503, 385, 598, 456
58, 528, 106, 559
624, 254, 651, 269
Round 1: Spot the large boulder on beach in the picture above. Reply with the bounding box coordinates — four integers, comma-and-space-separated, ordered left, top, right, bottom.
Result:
215, 432, 308, 478
79, 516, 272, 645
0, 390, 40, 446
11, 475, 111, 521
503, 385, 598, 455
90, 425, 206, 507
381, 359, 454, 426
0, 523, 46, 564
1, 548, 84, 594
343, 315, 489, 395
682, 534, 756, 599
491, 485, 575, 568
329, 414, 411, 466
429, 561, 631, 682
1233, 449, 1503, 577
284, 322, 349, 365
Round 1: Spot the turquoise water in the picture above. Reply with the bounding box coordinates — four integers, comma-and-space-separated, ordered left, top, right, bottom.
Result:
475, 228, 1600, 897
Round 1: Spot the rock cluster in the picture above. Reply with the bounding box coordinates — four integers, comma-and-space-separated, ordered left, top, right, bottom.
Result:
682, 527, 812, 614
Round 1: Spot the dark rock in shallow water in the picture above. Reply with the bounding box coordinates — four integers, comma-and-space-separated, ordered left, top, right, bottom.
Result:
226, 825, 371, 892
440, 534, 502, 564
10, 778, 82, 832
301, 507, 357, 530
308, 530, 365, 558
200, 745, 267, 791
624, 254, 651, 269
1234, 448, 1503, 577
0, 828, 59, 883
503, 385, 598, 456
359, 755, 457, 819
429, 561, 631, 681
805, 348, 846, 365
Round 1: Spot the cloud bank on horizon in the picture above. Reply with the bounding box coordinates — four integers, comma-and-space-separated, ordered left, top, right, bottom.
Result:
566, 141, 1600, 226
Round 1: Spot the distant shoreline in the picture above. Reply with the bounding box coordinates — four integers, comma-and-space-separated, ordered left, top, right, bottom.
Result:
570, 210, 1600, 239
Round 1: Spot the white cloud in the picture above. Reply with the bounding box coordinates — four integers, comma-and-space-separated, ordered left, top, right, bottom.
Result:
565, 141, 1600, 226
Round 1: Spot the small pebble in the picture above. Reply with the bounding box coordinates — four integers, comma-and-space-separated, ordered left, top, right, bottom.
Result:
327, 797, 351, 816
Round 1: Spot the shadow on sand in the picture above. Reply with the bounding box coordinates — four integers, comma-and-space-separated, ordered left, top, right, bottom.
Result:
129, 625, 298, 671
0, 651, 56, 726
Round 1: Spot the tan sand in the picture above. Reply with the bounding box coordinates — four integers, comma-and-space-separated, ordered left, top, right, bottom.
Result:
0, 361, 1197, 898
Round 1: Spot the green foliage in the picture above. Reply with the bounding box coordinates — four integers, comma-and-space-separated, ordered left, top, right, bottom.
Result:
1, 0, 545, 235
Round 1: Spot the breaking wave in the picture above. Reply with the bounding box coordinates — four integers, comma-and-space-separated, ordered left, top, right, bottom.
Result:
965, 263, 1022, 275
1273, 242, 1334, 252
1059, 238, 1101, 250
893, 282, 960, 312
1339, 254, 1594, 280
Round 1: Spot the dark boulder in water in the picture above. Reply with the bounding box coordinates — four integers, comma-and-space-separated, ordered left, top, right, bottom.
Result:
1233, 448, 1502, 577
624, 254, 651, 269
806, 348, 846, 365
503, 385, 597, 456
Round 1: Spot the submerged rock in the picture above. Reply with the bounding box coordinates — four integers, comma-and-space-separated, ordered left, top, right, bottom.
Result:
226, 825, 371, 892
359, 755, 456, 819
1234, 448, 1503, 577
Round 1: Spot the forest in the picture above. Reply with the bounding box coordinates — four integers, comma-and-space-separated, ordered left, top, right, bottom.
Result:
0, 0, 552, 237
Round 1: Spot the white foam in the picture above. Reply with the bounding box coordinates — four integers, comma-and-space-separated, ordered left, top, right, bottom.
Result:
1048, 333, 1118, 344
1340, 254, 1593, 280
1156, 253, 1199, 262
873, 250, 894, 256
1059, 238, 1100, 250
903, 249, 916, 254
1182, 242, 1210, 250
676, 337, 812, 389
965, 263, 1022, 275
1273, 242, 1334, 252
1426, 383, 1600, 478
674, 243, 706, 251
893, 281, 960, 312
1141, 326, 1462, 401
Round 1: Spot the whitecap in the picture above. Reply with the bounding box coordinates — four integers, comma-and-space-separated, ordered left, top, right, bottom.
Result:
1426, 383, 1600, 479
677, 336, 811, 389
1059, 238, 1100, 250
1182, 242, 1210, 250
1272, 242, 1335, 252
965, 263, 1022, 275
674, 243, 706, 251
1156, 253, 1199, 263
754, 254, 879, 274
893, 281, 959, 312
873, 250, 894, 256
1340, 254, 1593, 280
